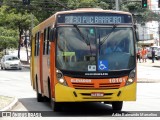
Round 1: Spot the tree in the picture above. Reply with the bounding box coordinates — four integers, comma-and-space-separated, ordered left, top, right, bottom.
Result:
0, 36, 18, 51
0, 6, 18, 52
67, 0, 109, 10
22, 0, 70, 22
121, 1, 160, 24
0, 5, 38, 59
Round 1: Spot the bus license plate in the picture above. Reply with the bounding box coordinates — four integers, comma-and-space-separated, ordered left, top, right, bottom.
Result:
91, 92, 104, 97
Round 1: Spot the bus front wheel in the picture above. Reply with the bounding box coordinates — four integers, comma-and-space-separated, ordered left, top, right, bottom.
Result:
48, 81, 62, 112
112, 101, 123, 111
51, 99, 62, 112
37, 91, 44, 102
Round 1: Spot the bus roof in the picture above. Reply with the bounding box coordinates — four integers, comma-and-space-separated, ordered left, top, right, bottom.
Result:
55, 8, 132, 16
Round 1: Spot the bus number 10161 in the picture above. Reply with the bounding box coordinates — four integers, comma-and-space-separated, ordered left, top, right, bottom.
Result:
109, 78, 126, 83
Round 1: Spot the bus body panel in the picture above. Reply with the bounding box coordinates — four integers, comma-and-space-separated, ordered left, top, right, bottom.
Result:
32, 25, 41, 93
32, 16, 56, 96
34, 56, 40, 92
42, 55, 50, 97
50, 43, 56, 98
30, 36, 35, 89
39, 33, 44, 94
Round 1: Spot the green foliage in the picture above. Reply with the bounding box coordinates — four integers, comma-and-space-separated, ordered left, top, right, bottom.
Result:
0, 27, 18, 37
0, 52, 4, 59
67, 0, 109, 10
0, 27, 18, 51
0, 36, 18, 50
27, 0, 69, 23
0, 4, 39, 51
121, 2, 160, 24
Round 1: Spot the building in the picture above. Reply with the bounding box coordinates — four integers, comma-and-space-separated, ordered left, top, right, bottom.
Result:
137, 0, 160, 47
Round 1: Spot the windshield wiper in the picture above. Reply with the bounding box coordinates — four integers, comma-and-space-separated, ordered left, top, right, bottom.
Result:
73, 24, 90, 46
73, 24, 94, 56
100, 24, 117, 46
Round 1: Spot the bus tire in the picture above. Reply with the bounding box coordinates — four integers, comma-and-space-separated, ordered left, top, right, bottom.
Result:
48, 79, 51, 102
36, 79, 44, 102
48, 80, 61, 112
51, 100, 61, 112
112, 101, 123, 111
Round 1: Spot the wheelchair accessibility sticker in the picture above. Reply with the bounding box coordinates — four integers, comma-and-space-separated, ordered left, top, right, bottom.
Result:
98, 60, 108, 71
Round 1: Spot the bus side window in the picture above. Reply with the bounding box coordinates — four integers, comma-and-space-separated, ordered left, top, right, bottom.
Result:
34, 34, 37, 56
37, 32, 40, 56
43, 29, 46, 55
47, 27, 51, 55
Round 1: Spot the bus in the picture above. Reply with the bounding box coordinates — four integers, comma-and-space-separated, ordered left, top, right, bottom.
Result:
31, 8, 138, 111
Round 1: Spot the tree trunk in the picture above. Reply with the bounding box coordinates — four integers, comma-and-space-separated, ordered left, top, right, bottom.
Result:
25, 31, 29, 64
18, 29, 23, 59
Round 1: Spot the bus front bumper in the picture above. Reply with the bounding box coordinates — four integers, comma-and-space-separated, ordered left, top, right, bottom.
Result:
55, 82, 136, 102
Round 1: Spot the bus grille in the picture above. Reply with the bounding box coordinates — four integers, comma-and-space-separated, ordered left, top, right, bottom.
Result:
72, 83, 121, 89
72, 83, 94, 89
99, 83, 120, 89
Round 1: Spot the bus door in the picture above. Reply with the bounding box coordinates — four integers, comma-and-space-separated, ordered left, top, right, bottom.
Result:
42, 27, 51, 97
39, 32, 44, 94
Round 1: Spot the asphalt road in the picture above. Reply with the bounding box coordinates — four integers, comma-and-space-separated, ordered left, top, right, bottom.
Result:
137, 65, 160, 83
0, 64, 160, 118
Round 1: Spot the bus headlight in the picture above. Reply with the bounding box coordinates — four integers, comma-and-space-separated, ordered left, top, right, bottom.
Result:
59, 78, 65, 83
56, 69, 68, 86
126, 69, 136, 86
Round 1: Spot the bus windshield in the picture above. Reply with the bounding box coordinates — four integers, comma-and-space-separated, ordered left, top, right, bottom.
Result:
56, 26, 135, 72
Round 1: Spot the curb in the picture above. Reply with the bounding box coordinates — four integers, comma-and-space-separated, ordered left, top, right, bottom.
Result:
0, 97, 18, 111
22, 65, 30, 69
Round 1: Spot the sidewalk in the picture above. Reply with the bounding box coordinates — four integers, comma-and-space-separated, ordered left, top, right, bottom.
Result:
21, 61, 30, 69
137, 59, 160, 83
0, 96, 18, 111
22, 64, 30, 69
137, 59, 160, 67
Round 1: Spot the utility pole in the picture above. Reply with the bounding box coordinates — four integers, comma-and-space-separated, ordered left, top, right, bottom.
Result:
24, 31, 29, 63
159, 22, 160, 46
115, 0, 119, 10
109, 0, 112, 9
142, 27, 146, 46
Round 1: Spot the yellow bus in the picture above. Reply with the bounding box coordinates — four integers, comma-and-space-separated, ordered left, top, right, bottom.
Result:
31, 8, 137, 111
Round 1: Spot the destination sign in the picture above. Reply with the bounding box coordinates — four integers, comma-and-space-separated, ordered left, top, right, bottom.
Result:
57, 13, 132, 24
65, 16, 122, 24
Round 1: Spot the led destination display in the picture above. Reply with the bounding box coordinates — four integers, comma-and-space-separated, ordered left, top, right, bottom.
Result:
65, 16, 123, 24
57, 12, 132, 24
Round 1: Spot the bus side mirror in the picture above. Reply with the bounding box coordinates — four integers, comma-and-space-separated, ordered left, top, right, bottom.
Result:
49, 28, 56, 42
135, 30, 139, 42
134, 25, 139, 42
